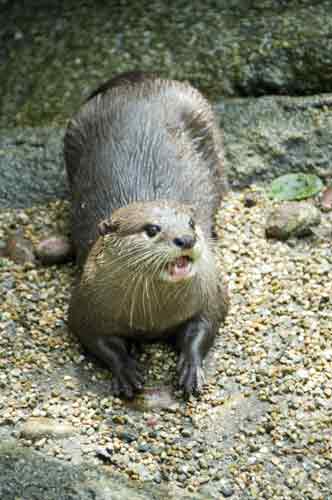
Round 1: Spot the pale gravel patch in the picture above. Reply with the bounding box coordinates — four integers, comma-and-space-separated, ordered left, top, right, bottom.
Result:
0, 189, 332, 499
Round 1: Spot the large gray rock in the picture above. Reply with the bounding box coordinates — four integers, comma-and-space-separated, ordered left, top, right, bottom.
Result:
0, 442, 207, 500
2, 95, 332, 208
1, 1, 332, 127
221, 94, 332, 187
0, 127, 67, 207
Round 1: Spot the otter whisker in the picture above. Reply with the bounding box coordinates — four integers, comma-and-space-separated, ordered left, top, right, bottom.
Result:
141, 276, 150, 326
146, 253, 168, 316
144, 277, 155, 329
118, 272, 142, 317
129, 273, 145, 329
149, 276, 160, 318
106, 249, 159, 276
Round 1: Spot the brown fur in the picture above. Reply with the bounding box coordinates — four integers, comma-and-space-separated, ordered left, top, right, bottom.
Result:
65, 72, 228, 398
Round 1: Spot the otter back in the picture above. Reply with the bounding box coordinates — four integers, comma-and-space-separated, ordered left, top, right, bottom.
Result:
64, 73, 225, 266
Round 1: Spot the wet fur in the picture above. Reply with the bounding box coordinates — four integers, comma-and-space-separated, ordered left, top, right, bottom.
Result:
64, 72, 228, 398
65, 72, 226, 266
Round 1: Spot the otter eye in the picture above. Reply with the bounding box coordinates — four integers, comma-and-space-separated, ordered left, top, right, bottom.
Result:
189, 218, 195, 230
144, 224, 161, 238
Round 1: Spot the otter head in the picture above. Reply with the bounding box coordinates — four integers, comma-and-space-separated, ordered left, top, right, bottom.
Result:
97, 200, 207, 283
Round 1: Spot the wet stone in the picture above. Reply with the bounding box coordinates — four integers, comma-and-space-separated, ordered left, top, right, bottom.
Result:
242, 193, 258, 208
265, 202, 321, 240
128, 463, 155, 482
219, 480, 234, 498
150, 446, 164, 456
137, 442, 151, 453
20, 417, 75, 440
95, 446, 112, 462
117, 431, 138, 443
35, 235, 73, 265
16, 212, 30, 225
199, 484, 221, 499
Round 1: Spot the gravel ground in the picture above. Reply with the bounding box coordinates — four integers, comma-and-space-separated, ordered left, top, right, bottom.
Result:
1, 187, 332, 499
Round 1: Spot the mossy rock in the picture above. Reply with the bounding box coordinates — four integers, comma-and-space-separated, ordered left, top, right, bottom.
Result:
268, 173, 323, 201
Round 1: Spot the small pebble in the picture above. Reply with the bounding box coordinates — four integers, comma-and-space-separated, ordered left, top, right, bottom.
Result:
137, 442, 151, 453
243, 193, 257, 208
117, 431, 138, 443
5, 232, 35, 264
219, 480, 234, 497
320, 185, 332, 212
20, 417, 75, 440
35, 235, 73, 265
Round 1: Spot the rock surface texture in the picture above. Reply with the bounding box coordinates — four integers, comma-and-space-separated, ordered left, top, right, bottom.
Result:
1, 1, 332, 127
1, 95, 332, 208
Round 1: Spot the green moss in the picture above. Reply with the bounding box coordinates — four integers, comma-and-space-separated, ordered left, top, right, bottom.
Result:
269, 173, 324, 201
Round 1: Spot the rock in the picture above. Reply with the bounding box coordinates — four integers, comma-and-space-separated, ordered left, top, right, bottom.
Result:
95, 447, 112, 463
20, 417, 75, 440
2, 94, 332, 209
128, 463, 155, 482
265, 202, 321, 240
181, 428, 193, 438
269, 173, 323, 201
296, 369, 309, 380
198, 484, 221, 499
320, 186, 332, 212
35, 235, 73, 265
220, 95, 332, 188
117, 431, 138, 444
2, 2, 332, 128
0, 443, 172, 500
242, 193, 258, 208
219, 480, 234, 498
137, 443, 150, 453
5, 232, 35, 264
0, 127, 67, 208
16, 212, 30, 225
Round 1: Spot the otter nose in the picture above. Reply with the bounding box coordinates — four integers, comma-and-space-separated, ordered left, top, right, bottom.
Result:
173, 235, 196, 249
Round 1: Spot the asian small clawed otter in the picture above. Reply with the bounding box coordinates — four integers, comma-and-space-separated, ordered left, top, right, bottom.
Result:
65, 71, 229, 398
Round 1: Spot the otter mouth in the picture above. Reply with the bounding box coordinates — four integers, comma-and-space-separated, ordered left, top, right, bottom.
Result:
166, 255, 194, 282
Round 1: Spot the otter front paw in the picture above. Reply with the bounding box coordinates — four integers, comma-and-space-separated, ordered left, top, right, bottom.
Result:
90, 336, 144, 399
111, 358, 144, 399
177, 355, 206, 396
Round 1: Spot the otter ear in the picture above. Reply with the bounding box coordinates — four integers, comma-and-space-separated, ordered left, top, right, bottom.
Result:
98, 218, 119, 236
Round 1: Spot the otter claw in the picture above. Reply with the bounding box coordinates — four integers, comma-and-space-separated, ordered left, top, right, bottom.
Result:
111, 377, 129, 398
178, 361, 206, 396
110, 377, 140, 399
110, 360, 144, 399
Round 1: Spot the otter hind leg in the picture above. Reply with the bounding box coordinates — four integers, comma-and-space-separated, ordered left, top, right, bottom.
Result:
92, 336, 144, 399
175, 316, 215, 397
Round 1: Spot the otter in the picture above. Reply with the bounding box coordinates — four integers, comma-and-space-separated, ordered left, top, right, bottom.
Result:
64, 71, 229, 398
